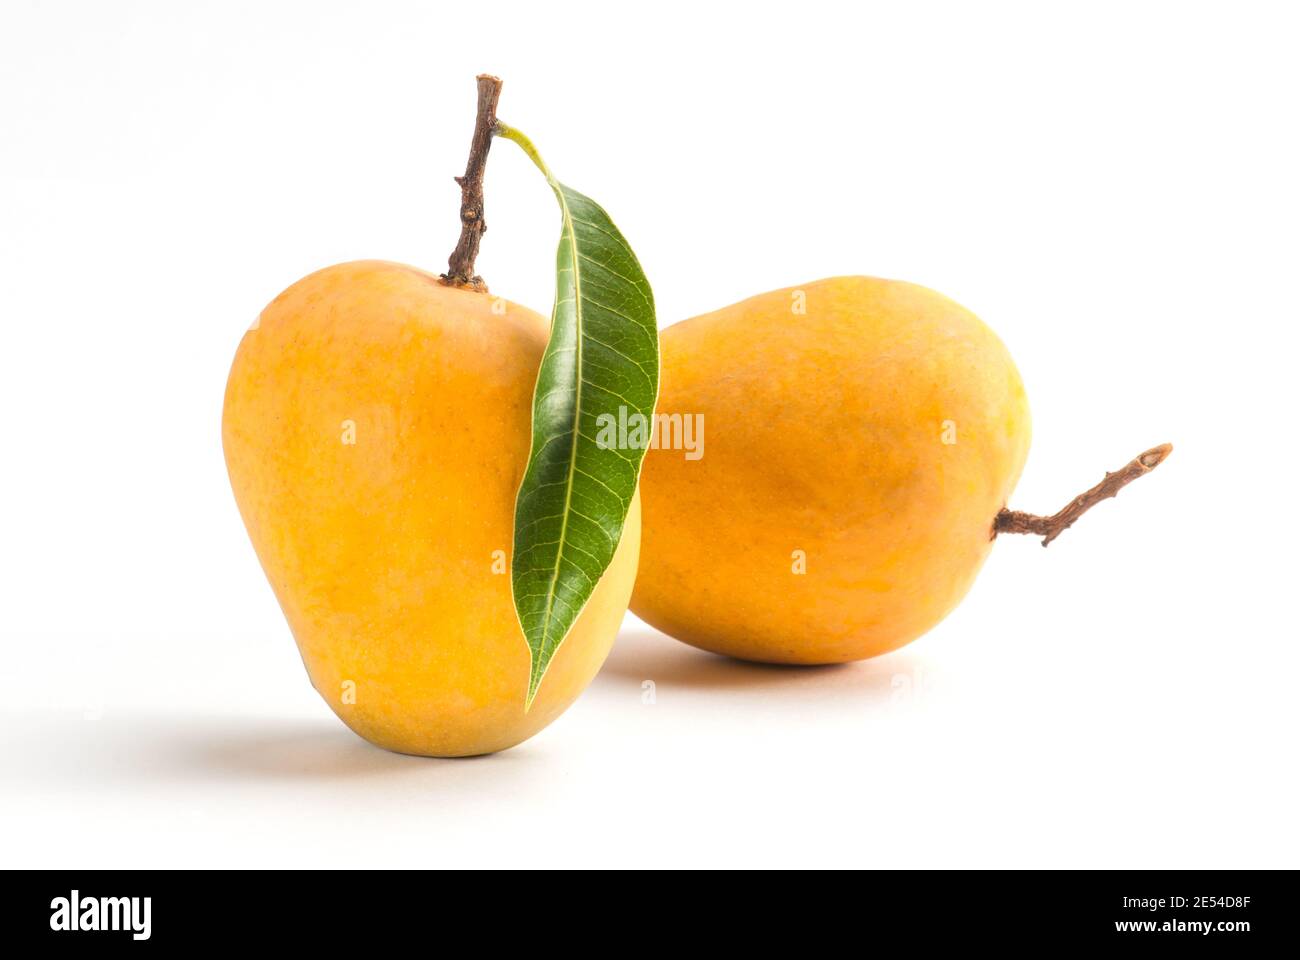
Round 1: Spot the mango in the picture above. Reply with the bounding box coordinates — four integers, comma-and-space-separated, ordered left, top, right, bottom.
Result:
631, 276, 1031, 663
223, 260, 639, 756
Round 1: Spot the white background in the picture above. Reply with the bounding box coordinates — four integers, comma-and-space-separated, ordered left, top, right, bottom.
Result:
2, 0, 1297, 868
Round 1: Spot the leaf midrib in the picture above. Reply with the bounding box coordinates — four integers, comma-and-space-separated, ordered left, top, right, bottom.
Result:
536, 186, 585, 661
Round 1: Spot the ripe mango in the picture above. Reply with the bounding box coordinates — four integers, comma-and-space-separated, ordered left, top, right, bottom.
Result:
631, 276, 1031, 663
223, 260, 639, 756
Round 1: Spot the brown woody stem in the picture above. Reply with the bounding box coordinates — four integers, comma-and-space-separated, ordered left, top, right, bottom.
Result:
440, 74, 503, 292
994, 443, 1173, 546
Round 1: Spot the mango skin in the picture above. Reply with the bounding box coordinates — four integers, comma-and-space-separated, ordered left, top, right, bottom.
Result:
223, 260, 640, 757
631, 276, 1030, 664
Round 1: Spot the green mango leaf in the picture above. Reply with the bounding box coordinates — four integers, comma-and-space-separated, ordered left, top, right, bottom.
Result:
498, 123, 659, 708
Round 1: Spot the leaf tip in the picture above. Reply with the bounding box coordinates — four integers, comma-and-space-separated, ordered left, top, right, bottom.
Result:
523, 662, 544, 712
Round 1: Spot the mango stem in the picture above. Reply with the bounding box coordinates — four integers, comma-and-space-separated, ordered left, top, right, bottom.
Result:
994, 443, 1173, 546
440, 74, 503, 292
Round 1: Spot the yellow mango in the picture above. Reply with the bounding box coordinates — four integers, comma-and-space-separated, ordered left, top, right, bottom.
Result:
223, 260, 640, 756
631, 276, 1030, 663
